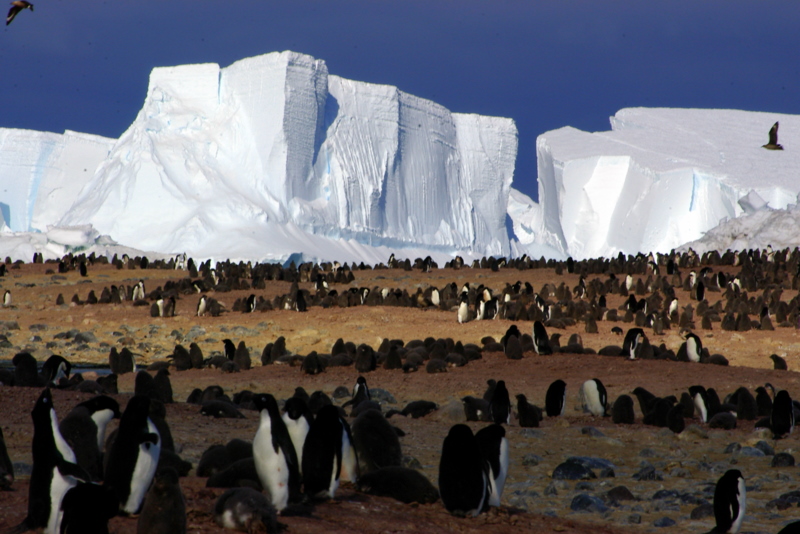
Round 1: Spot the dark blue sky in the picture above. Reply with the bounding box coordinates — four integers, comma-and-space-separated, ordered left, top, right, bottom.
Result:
2, 1, 799, 201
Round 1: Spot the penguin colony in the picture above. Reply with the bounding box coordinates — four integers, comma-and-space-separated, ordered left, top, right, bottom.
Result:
3, 246, 800, 532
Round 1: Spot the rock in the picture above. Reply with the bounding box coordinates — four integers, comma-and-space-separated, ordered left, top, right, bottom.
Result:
653, 517, 676, 527
369, 388, 397, 404
738, 446, 765, 457
755, 440, 775, 456
575, 482, 595, 491
628, 514, 642, 524
779, 490, 800, 504
581, 426, 604, 437
74, 331, 97, 343
522, 454, 543, 466
638, 448, 658, 458
680, 424, 708, 439
607, 485, 636, 503
723, 442, 741, 453
566, 456, 617, 471
544, 482, 559, 496
766, 498, 792, 511
772, 452, 796, 467
691, 503, 714, 519
570, 493, 608, 513
519, 428, 545, 439
632, 465, 663, 481
669, 467, 691, 478
552, 460, 596, 480
429, 399, 465, 423
652, 489, 679, 500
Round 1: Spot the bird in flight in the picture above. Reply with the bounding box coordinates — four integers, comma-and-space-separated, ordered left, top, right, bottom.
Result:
6, 1, 33, 26
762, 121, 784, 151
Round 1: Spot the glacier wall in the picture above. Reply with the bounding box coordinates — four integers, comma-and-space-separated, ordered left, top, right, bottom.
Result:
50, 51, 517, 262
0, 129, 114, 232
510, 108, 800, 260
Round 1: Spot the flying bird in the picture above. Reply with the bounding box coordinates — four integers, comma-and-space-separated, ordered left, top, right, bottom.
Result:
6, 1, 33, 26
762, 121, 784, 150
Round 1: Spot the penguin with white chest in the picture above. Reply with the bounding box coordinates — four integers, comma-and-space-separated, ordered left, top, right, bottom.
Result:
281, 396, 312, 475
59, 395, 121, 481
103, 395, 161, 515
579, 378, 608, 417
302, 404, 357, 500
15, 388, 88, 534
253, 393, 300, 511
474, 424, 509, 507
709, 469, 746, 533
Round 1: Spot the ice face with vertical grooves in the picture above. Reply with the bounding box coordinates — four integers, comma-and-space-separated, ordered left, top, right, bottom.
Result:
52, 50, 517, 262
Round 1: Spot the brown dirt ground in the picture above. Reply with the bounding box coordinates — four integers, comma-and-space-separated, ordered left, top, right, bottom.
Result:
0, 261, 799, 533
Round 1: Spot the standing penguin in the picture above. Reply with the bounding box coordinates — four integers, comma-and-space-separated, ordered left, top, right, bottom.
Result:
281, 396, 312, 474
457, 293, 470, 324
253, 393, 300, 511
59, 395, 121, 481
489, 380, 511, 424
545, 379, 567, 417
532, 321, 552, 355
14, 388, 88, 534
579, 378, 608, 417
771, 390, 795, 439
474, 424, 509, 507
302, 404, 357, 500
104, 396, 161, 515
689, 385, 710, 423
622, 328, 645, 360
681, 331, 703, 363
438, 424, 489, 517
710, 469, 746, 534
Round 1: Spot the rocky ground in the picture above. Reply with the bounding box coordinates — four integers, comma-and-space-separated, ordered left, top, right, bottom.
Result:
1, 259, 800, 534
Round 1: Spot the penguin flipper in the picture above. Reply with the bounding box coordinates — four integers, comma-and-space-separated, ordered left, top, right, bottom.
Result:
56, 459, 90, 483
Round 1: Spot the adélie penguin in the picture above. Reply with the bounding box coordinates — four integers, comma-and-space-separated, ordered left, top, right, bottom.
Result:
709, 469, 746, 534
302, 404, 358, 500
489, 380, 511, 424
579, 378, 608, 417
103, 395, 161, 515
59, 395, 121, 481
545, 379, 567, 417
281, 396, 312, 474
14, 388, 89, 534
438, 424, 489, 517
252, 393, 300, 511
474, 424, 509, 507
771, 390, 795, 439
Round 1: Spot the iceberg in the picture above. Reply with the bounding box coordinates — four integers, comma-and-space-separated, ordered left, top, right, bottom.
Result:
39, 51, 515, 264
511, 108, 800, 260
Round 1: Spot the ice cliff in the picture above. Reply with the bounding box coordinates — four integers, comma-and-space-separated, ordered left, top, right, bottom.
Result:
510, 108, 800, 260
1, 51, 517, 263
2, 52, 799, 264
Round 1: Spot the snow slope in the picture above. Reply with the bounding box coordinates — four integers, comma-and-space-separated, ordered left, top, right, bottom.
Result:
510, 108, 800, 260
